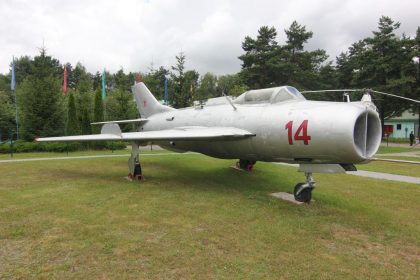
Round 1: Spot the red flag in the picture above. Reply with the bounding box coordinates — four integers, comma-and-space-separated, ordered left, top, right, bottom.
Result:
63, 65, 67, 95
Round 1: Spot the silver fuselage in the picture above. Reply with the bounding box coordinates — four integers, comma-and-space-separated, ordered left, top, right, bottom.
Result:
140, 99, 381, 164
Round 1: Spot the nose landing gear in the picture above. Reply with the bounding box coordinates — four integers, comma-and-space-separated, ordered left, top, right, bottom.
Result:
294, 172, 316, 203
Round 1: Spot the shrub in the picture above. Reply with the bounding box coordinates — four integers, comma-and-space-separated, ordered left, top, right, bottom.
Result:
0, 140, 127, 154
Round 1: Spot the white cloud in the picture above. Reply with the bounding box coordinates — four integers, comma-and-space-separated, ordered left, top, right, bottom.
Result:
0, 0, 419, 75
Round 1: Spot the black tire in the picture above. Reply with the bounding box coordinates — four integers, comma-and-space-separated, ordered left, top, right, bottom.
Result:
239, 159, 254, 171
294, 183, 312, 203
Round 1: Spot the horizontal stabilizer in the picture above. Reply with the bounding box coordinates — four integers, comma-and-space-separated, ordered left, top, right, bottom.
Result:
35, 126, 255, 142
101, 123, 121, 136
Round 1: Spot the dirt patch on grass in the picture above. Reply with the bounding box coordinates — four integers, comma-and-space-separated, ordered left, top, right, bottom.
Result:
0, 239, 29, 276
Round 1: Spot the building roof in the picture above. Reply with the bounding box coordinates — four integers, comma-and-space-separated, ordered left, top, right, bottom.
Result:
385, 110, 418, 121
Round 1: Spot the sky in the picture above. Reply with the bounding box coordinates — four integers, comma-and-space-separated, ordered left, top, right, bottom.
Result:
1, 0, 419, 75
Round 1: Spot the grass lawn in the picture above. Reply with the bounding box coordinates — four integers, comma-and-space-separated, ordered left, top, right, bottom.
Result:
0, 149, 129, 160
357, 160, 420, 177
0, 153, 419, 279
0, 146, 175, 160
377, 146, 416, 154
375, 156, 420, 162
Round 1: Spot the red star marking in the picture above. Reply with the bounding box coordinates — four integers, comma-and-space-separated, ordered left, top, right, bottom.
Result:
143, 100, 147, 108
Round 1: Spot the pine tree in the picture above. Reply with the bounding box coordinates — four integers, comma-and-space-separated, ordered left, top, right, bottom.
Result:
285, 21, 313, 55
0, 91, 15, 140
93, 89, 104, 134
239, 23, 328, 90
239, 26, 278, 88
170, 52, 191, 108
282, 21, 328, 89
412, 27, 420, 136
80, 107, 92, 135
19, 49, 64, 140
142, 66, 169, 100
343, 16, 415, 131
105, 89, 137, 132
66, 92, 79, 135
114, 68, 131, 92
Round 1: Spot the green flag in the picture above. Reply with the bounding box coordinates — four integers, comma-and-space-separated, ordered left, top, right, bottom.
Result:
102, 69, 106, 100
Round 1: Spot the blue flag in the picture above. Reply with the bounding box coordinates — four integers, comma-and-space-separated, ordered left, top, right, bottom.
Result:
11, 57, 15, 91
102, 69, 106, 100
164, 78, 168, 104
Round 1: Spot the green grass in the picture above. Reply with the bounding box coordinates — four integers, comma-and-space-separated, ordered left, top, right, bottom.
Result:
0, 147, 174, 160
0, 149, 129, 160
357, 160, 420, 177
375, 155, 420, 162
359, 154, 420, 177
0, 154, 419, 279
385, 138, 410, 144
377, 146, 416, 154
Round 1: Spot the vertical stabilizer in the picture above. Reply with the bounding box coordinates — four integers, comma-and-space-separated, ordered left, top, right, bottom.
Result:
131, 82, 175, 118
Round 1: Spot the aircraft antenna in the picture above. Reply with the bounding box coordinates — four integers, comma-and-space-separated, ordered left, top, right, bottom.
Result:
369, 89, 420, 104
302, 89, 420, 104
222, 90, 237, 111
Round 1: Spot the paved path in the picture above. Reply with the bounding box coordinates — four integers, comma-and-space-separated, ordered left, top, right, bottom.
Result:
346, 170, 420, 184
275, 162, 420, 185
380, 142, 420, 148
376, 151, 420, 157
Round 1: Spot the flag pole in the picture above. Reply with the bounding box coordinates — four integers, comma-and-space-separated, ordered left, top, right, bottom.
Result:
11, 56, 19, 140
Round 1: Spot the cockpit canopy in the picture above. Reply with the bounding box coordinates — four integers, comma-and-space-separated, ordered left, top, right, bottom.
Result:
233, 86, 305, 104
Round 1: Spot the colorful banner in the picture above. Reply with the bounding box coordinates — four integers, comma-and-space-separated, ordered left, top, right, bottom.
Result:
11, 57, 15, 91
102, 69, 106, 100
164, 78, 168, 104
63, 65, 67, 95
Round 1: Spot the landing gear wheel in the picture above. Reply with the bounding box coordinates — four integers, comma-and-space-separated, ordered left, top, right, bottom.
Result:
294, 183, 313, 203
236, 159, 256, 172
128, 141, 144, 180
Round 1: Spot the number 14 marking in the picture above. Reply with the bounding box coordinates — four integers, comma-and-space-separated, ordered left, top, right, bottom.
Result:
285, 120, 311, 145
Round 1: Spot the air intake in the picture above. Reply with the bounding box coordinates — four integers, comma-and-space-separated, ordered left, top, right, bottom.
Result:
353, 110, 382, 158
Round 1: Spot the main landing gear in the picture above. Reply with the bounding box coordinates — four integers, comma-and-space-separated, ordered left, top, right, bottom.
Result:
128, 142, 144, 180
236, 159, 256, 172
294, 172, 316, 203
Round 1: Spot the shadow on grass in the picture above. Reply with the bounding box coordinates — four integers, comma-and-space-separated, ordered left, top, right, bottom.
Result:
51, 155, 298, 200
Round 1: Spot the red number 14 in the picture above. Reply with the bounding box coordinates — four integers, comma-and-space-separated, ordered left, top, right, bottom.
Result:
285, 120, 311, 145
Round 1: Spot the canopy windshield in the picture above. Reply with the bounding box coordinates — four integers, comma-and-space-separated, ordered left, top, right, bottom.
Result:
234, 86, 305, 104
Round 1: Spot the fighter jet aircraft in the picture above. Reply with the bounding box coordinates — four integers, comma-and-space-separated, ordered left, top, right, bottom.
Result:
37, 82, 407, 203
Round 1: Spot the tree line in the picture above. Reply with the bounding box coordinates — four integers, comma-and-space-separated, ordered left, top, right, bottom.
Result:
0, 16, 419, 141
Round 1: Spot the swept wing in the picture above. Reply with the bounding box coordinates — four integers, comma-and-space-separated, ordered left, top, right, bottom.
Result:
36, 125, 255, 142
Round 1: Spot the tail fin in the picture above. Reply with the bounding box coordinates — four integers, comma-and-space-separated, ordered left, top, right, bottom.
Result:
131, 82, 175, 118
